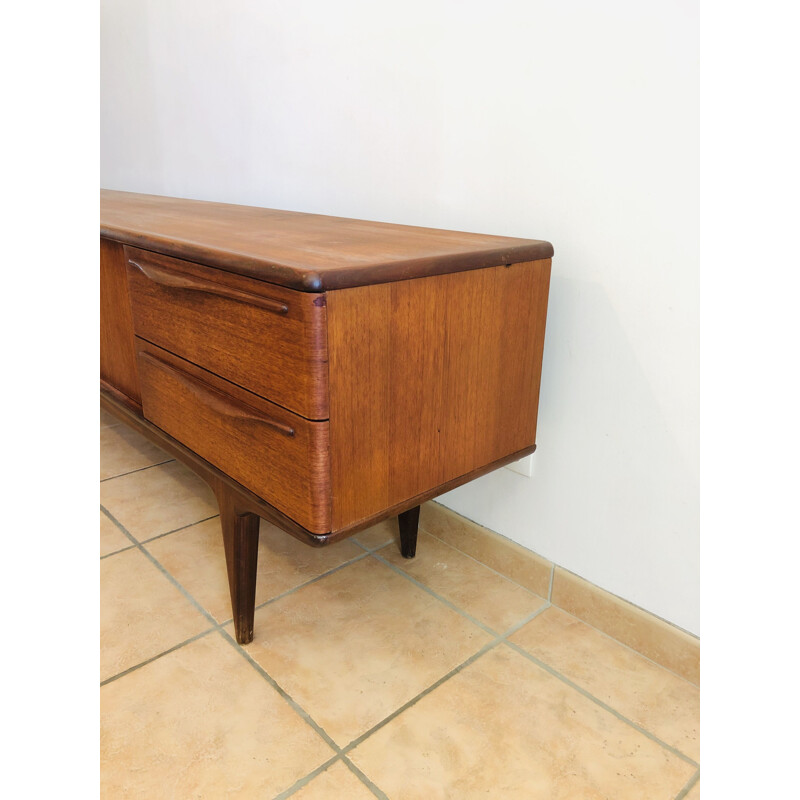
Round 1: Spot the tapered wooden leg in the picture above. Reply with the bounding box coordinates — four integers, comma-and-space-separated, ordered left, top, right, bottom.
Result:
398, 505, 420, 559
217, 491, 260, 644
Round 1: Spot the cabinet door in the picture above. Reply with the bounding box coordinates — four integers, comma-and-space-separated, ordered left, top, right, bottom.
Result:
100, 237, 141, 406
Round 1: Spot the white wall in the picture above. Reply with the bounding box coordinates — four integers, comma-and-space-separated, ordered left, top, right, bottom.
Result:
101, 0, 699, 634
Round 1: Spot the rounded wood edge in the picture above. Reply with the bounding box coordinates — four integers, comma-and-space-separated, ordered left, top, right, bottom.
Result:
101, 228, 553, 292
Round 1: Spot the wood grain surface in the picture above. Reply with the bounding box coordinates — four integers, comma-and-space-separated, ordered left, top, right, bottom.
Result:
101, 190, 554, 292
102, 389, 535, 547
326, 259, 552, 530
100, 237, 142, 407
136, 340, 331, 533
125, 246, 328, 419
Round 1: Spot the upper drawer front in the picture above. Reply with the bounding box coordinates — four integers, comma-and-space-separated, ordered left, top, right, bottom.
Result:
125, 246, 328, 419
137, 341, 331, 533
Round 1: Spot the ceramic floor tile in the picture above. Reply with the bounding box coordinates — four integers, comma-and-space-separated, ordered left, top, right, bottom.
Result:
100, 511, 131, 557
147, 517, 364, 623
101, 633, 333, 798
350, 644, 695, 799
420, 501, 553, 597
291, 761, 377, 800
379, 530, 547, 633
100, 423, 171, 481
511, 607, 699, 761
100, 460, 218, 541
685, 778, 700, 798
101, 547, 210, 681
351, 518, 398, 550
238, 556, 492, 746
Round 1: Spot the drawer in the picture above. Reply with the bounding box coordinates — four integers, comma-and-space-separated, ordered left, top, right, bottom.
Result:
137, 341, 331, 533
125, 246, 328, 419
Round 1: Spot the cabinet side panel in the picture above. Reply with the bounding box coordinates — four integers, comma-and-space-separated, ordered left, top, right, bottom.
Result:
327, 259, 551, 530
100, 237, 141, 405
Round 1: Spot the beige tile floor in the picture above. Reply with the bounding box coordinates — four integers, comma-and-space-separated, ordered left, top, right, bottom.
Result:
100, 409, 700, 799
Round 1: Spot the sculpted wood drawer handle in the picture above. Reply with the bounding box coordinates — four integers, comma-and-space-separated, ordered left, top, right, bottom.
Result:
139, 351, 296, 437
129, 258, 290, 315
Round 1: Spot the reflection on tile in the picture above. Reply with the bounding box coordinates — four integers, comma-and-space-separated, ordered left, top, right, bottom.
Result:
100, 460, 217, 541
101, 633, 333, 798
101, 423, 170, 480
100, 548, 210, 681
239, 557, 491, 746
101, 511, 131, 557
292, 761, 377, 800
352, 518, 397, 550
380, 531, 546, 632
420, 502, 552, 597
511, 607, 699, 761
350, 644, 695, 799
147, 517, 363, 623
101, 407, 121, 428
551, 568, 700, 685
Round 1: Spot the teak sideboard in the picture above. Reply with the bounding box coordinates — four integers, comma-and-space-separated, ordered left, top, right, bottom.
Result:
100, 190, 553, 644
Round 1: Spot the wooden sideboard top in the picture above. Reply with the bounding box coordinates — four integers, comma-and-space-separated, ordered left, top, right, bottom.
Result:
101, 190, 553, 292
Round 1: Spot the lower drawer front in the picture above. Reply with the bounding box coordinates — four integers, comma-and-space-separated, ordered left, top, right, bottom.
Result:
137, 341, 330, 533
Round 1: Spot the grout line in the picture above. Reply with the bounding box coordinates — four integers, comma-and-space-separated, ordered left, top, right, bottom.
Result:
100, 458, 175, 482
339, 756, 390, 800
270, 755, 342, 800
99, 504, 221, 549
250, 550, 371, 616
504, 640, 699, 768
139, 514, 220, 544
369, 543, 550, 640
342, 639, 502, 755
100, 505, 138, 546
341, 605, 550, 756
100, 543, 137, 560
420, 521, 697, 685
352, 536, 396, 554
100, 506, 222, 630
100, 628, 216, 687
674, 769, 699, 799
217, 628, 390, 800
216, 626, 341, 753
214, 548, 372, 627
501, 600, 553, 637
369, 550, 499, 638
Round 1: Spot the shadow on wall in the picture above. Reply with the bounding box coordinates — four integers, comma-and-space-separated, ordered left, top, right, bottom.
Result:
101, 1, 164, 193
